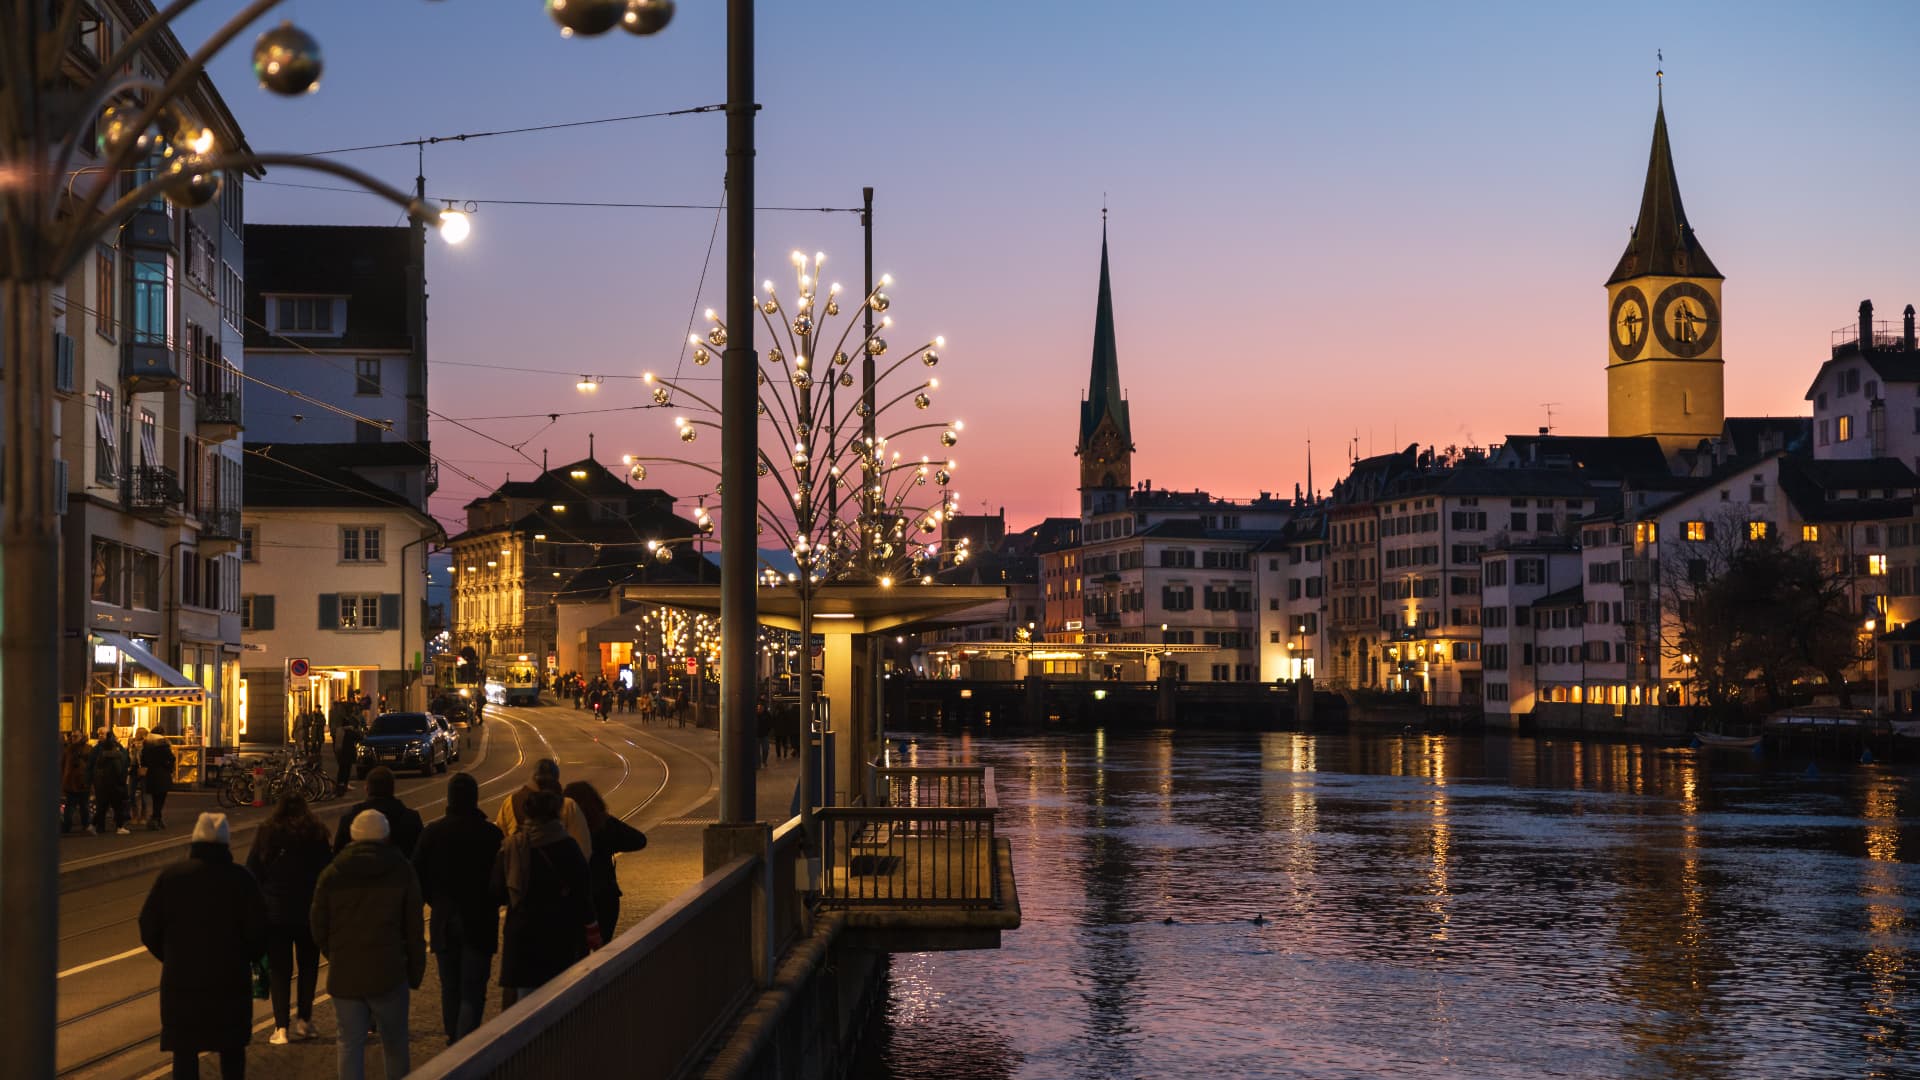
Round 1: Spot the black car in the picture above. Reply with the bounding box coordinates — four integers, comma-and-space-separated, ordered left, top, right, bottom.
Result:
429, 693, 477, 727
429, 712, 462, 764
356, 711, 452, 778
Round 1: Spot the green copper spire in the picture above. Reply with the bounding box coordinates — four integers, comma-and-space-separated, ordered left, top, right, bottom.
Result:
1080, 221, 1131, 450
1608, 97, 1721, 285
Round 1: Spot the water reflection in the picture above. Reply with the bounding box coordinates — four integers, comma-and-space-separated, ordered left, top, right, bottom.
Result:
858, 732, 1920, 1079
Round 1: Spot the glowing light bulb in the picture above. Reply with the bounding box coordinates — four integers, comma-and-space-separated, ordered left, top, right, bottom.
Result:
438, 209, 471, 245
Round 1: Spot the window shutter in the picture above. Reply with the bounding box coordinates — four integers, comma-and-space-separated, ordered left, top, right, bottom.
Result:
256, 595, 275, 631
318, 593, 338, 629
53, 458, 68, 515
380, 593, 400, 631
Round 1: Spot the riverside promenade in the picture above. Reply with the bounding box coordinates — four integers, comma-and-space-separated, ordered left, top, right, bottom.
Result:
58, 702, 799, 1080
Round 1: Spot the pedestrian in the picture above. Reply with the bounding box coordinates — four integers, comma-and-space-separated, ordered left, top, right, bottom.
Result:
142, 732, 178, 830
561, 781, 646, 943
61, 729, 92, 834
331, 713, 360, 797
246, 794, 333, 1046
492, 788, 597, 1008
90, 727, 132, 835
128, 727, 150, 826
754, 699, 773, 769
412, 773, 504, 1043
571, 680, 583, 710
310, 810, 426, 1080
333, 766, 424, 856
494, 759, 591, 859
138, 812, 269, 1080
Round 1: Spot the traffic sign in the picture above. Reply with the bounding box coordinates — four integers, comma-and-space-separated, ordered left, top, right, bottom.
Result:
288, 657, 311, 678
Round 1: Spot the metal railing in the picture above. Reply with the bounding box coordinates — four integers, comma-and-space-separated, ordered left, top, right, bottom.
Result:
199, 507, 241, 541
816, 765, 999, 909
196, 389, 241, 428
129, 465, 182, 513
411, 816, 807, 1080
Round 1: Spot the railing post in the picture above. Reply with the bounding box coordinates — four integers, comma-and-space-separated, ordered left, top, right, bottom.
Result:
703, 822, 775, 986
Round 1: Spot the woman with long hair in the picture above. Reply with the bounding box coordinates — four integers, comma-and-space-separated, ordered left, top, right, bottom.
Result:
561, 781, 647, 943
492, 789, 596, 1007
246, 793, 333, 1044
126, 727, 149, 826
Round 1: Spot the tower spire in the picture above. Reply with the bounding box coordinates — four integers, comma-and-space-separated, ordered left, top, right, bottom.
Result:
1080, 216, 1130, 450
1608, 82, 1720, 284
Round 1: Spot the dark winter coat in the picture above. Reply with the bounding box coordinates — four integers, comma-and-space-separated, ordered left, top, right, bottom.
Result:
586, 817, 648, 909
412, 809, 505, 955
245, 826, 333, 929
333, 794, 425, 857
310, 839, 426, 999
140, 739, 176, 795
89, 738, 129, 793
492, 833, 595, 989
61, 739, 91, 791
137, 843, 269, 1053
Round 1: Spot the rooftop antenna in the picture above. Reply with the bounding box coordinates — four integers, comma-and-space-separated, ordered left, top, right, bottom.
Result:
1541, 402, 1561, 433
589, 431, 595, 461
1306, 437, 1314, 503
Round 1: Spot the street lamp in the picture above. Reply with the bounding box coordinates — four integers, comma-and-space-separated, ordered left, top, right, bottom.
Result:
1865, 618, 1880, 716
1, 7, 476, 1068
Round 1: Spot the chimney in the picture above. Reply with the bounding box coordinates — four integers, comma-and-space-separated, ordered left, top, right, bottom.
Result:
1905, 304, 1916, 351
1860, 299, 1875, 348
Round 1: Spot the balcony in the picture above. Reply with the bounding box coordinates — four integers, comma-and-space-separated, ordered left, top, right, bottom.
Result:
122, 341, 182, 392
129, 466, 184, 517
198, 508, 242, 553
195, 390, 242, 441
123, 208, 171, 252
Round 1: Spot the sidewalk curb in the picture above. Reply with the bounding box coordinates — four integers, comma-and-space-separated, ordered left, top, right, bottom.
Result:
59, 819, 265, 894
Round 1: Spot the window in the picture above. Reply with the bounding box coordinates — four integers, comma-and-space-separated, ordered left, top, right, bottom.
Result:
94, 383, 116, 483
1818, 419, 1831, 447
91, 540, 125, 606
129, 255, 170, 346
356, 419, 384, 443
1685, 521, 1708, 542
274, 296, 336, 334
1510, 512, 1528, 531
1869, 554, 1889, 576
1514, 559, 1545, 585
1843, 369, 1861, 394
355, 357, 381, 396
94, 244, 116, 340
240, 526, 256, 562
137, 408, 158, 468
341, 526, 383, 562
1802, 524, 1820, 543
338, 594, 380, 630
240, 594, 255, 630
1838, 415, 1854, 442
1748, 521, 1770, 541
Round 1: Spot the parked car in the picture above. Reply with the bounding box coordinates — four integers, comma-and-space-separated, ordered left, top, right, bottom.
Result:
429, 712, 462, 764
355, 711, 451, 778
429, 693, 477, 728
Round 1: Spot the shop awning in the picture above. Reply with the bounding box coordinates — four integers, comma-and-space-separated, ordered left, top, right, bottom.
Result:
94, 631, 207, 706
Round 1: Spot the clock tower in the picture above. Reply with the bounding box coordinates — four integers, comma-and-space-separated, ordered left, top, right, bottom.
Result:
1077, 222, 1134, 518
1606, 92, 1725, 453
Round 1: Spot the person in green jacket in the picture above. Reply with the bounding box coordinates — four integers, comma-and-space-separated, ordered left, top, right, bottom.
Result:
311, 810, 425, 1080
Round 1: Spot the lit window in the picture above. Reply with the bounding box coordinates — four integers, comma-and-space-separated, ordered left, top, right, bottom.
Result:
1869, 554, 1888, 576
1803, 525, 1820, 543
1838, 415, 1854, 442
1748, 521, 1770, 541
1685, 521, 1707, 542
1636, 521, 1658, 544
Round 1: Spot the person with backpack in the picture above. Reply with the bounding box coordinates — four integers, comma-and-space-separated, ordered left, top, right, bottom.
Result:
141, 732, 177, 830
138, 813, 269, 1079
246, 794, 334, 1046
492, 789, 597, 1008
61, 729, 92, 834
90, 728, 132, 835
412, 773, 504, 1042
333, 767, 424, 857
561, 781, 646, 943
311, 810, 426, 1080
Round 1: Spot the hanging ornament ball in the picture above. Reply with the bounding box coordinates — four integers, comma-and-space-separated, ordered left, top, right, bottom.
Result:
253, 23, 324, 95
922, 350, 940, 368
756, 399, 768, 415
935, 469, 951, 486
914, 393, 931, 410
836, 373, 852, 387
652, 387, 670, 405
629, 463, 647, 481
96, 102, 152, 157
762, 299, 778, 315
767, 347, 783, 364
870, 292, 890, 313
755, 370, 767, 385
791, 314, 814, 336
165, 154, 223, 209
855, 401, 872, 417
707, 325, 728, 347
915, 473, 928, 486
680, 425, 698, 443
941, 430, 958, 447
693, 346, 710, 366
756, 460, 771, 477
825, 300, 841, 317
792, 371, 812, 389
547, 0, 625, 36
622, 0, 675, 35
655, 544, 674, 563
866, 338, 888, 357
699, 518, 715, 536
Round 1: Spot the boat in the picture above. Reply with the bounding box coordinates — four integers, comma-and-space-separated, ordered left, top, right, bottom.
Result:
1693, 731, 1763, 749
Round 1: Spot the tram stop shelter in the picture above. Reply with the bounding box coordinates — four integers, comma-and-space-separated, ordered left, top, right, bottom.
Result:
621, 582, 1007, 806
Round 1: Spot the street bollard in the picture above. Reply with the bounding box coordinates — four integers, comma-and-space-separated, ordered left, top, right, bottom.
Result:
252, 764, 265, 808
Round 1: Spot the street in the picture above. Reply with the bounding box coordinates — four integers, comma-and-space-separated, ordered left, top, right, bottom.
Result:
56, 703, 793, 1079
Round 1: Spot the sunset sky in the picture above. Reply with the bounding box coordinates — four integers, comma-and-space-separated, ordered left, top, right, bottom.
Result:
180, 0, 1920, 533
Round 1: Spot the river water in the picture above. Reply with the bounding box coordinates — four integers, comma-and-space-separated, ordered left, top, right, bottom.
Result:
851, 731, 1919, 1079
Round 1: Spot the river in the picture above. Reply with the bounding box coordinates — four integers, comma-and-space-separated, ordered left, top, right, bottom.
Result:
851, 730, 1918, 1079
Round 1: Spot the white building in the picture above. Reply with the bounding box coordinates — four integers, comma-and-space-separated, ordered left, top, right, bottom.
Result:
1257, 513, 1327, 683
1478, 540, 1582, 726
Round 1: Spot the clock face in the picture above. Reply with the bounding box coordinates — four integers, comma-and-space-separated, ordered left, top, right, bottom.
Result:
1610, 285, 1649, 362
1088, 428, 1121, 465
1652, 282, 1719, 358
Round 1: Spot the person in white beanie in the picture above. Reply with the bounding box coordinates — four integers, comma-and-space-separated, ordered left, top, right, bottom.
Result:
311, 809, 426, 1080
138, 812, 268, 1078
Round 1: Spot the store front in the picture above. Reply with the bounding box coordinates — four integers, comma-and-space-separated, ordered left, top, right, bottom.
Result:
90, 632, 212, 785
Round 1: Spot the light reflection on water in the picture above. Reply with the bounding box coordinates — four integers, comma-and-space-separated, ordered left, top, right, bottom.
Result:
852, 731, 1920, 1080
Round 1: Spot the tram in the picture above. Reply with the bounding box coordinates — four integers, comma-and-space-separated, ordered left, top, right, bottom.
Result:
483, 656, 542, 706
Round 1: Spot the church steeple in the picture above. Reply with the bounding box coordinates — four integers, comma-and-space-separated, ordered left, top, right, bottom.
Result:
1076, 219, 1133, 513
1608, 99, 1721, 285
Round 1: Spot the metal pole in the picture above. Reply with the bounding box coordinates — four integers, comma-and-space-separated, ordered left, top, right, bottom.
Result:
718, 0, 757, 823
859, 186, 878, 797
